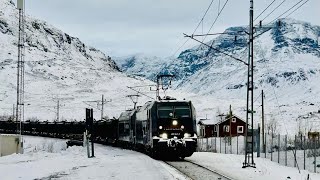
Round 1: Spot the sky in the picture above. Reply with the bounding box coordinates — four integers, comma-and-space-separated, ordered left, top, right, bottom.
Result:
24, 0, 320, 58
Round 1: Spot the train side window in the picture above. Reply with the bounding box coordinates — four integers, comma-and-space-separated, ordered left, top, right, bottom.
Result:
119, 123, 124, 135
124, 123, 130, 134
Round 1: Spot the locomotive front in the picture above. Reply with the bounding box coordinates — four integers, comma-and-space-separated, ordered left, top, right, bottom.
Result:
152, 101, 197, 158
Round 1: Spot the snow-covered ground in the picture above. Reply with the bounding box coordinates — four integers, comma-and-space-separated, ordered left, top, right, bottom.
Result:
187, 152, 320, 180
1, 136, 320, 180
0, 136, 186, 180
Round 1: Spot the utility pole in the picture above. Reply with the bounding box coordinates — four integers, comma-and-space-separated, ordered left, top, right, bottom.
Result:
262, 90, 265, 153
127, 94, 140, 110
243, 0, 256, 168
100, 95, 111, 120
101, 95, 104, 120
83, 96, 111, 121
56, 100, 60, 122
16, 0, 25, 154
229, 105, 232, 145
12, 104, 15, 121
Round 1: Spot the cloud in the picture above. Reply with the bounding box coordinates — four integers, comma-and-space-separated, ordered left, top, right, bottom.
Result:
25, 0, 320, 57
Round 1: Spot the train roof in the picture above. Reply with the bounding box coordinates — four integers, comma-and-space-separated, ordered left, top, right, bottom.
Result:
119, 109, 136, 120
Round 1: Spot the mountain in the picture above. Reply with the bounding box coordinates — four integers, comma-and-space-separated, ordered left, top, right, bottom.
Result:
0, 0, 155, 120
115, 54, 176, 81
117, 19, 320, 134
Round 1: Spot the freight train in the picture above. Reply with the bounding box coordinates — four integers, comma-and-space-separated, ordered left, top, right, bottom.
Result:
0, 99, 197, 159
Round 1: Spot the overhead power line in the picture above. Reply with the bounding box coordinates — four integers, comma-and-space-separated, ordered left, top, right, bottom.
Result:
284, 0, 310, 19
254, 0, 277, 22
184, 33, 248, 66
192, 0, 215, 35
269, 0, 306, 23
127, 86, 155, 100
201, 0, 230, 44
170, 0, 216, 57
191, 31, 247, 37
261, 0, 287, 22
255, 0, 309, 40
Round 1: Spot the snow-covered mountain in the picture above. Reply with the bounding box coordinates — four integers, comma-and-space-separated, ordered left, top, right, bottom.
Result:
0, 0, 156, 120
115, 54, 176, 81
117, 19, 320, 134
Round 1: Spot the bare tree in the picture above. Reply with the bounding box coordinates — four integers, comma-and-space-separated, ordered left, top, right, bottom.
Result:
266, 115, 279, 137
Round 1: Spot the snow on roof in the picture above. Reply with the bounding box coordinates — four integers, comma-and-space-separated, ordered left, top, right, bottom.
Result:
198, 119, 217, 125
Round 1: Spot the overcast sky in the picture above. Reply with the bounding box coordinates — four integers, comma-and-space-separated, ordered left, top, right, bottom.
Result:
24, 0, 319, 58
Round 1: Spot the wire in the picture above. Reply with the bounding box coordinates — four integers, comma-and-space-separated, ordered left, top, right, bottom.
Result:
171, 0, 216, 57
254, 0, 277, 22
192, 0, 215, 35
283, 0, 309, 19
261, 0, 286, 22
201, 0, 230, 44
255, 0, 309, 40
202, 46, 248, 96
253, 92, 262, 104
171, 38, 190, 57
269, 0, 306, 23
184, 34, 248, 66
256, 37, 303, 172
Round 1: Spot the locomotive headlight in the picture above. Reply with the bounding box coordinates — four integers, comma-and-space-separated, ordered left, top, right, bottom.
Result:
159, 126, 163, 129
160, 133, 168, 139
181, 125, 184, 129
172, 120, 178, 126
184, 133, 191, 138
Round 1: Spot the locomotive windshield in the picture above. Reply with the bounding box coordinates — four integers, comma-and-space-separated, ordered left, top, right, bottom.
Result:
158, 106, 174, 118
157, 105, 190, 118
175, 106, 190, 118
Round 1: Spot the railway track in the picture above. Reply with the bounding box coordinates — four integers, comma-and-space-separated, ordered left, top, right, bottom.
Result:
164, 160, 235, 180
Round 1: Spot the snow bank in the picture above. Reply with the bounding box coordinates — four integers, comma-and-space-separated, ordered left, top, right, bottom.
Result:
0, 136, 186, 180
187, 152, 320, 180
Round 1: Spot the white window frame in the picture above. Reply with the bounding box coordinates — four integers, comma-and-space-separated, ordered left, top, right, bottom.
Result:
224, 125, 229, 132
237, 126, 244, 133
232, 117, 236, 123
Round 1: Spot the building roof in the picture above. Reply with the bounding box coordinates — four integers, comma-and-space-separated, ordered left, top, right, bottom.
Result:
216, 115, 246, 125
198, 119, 217, 125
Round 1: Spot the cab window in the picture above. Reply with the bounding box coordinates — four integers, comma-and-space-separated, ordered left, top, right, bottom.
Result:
158, 106, 173, 118
175, 106, 190, 118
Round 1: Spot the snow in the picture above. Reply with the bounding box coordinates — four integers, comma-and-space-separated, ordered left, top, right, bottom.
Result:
0, 0, 157, 121
1, 136, 320, 179
117, 18, 320, 135
0, 136, 187, 180
187, 152, 320, 180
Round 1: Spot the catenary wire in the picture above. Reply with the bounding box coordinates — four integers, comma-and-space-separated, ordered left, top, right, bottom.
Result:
254, 0, 277, 22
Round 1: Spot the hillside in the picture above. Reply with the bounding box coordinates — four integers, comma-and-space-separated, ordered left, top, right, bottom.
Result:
116, 19, 320, 134
0, 0, 155, 120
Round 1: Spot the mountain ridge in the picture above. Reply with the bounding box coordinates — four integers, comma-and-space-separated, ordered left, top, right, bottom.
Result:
0, 0, 153, 120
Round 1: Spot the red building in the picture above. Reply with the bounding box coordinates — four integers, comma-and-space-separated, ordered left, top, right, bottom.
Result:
198, 119, 215, 138
198, 115, 247, 137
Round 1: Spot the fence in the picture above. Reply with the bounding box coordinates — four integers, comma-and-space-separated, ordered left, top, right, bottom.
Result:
197, 134, 320, 173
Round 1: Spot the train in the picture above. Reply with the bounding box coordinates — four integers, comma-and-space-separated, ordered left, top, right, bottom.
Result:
118, 99, 197, 158
0, 99, 197, 159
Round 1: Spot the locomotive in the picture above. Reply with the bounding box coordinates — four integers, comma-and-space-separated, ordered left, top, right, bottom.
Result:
118, 99, 197, 158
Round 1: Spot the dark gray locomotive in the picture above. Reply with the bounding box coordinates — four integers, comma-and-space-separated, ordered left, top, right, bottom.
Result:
118, 100, 197, 158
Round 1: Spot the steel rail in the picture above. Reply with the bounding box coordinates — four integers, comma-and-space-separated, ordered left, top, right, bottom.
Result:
164, 159, 235, 180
